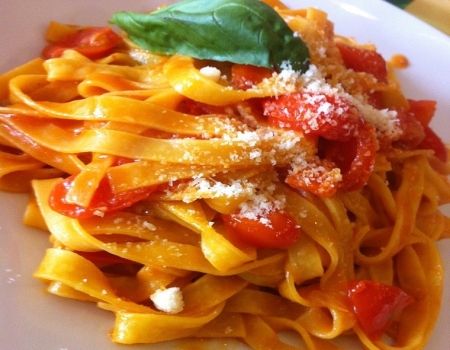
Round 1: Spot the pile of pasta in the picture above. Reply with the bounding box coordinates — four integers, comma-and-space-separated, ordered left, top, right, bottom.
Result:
1, 1, 449, 349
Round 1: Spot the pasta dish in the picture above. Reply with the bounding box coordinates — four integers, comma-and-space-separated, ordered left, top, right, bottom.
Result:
0, 0, 449, 349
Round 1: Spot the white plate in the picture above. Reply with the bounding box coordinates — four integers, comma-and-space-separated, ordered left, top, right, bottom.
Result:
1, 0, 449, 349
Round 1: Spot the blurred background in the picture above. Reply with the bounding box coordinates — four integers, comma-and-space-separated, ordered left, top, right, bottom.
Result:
387, 0, 450, 35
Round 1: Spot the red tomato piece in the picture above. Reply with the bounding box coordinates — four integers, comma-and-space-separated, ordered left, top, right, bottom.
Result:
231, 64, 273, 90
347, 280, 414, 340
389, 100, 446, 161
285, 159, 340, 198
406, 99, 436, 127
42, 27, 122, 59
393, 107, 426, 149
112, 156, 135, 166
320, 137, 357, 175
49, 175, 157, 218
336, 43, 388, 83
263, 92, 361, 141
367, 91, 385, 109
263, 91, 377, 195
418, 126, 448, 162
319, 122, 377, 192
221, 210, 301, 249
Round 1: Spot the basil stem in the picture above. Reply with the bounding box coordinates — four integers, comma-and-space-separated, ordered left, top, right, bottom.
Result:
110, 0, 310, 72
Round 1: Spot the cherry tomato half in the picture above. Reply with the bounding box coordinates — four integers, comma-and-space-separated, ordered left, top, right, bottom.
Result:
42, 26, 122, 59
49, 175, 157, 218
347, 280, 414, 340
222, 210, 301, 249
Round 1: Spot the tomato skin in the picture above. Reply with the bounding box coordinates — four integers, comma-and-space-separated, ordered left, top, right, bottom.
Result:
393, 107, 426, 150
336, 43, 388, 83
42, 27, 122, 59
347, 280, 414, 340
286, 159, 340, 198
321, 121, 377, 192
390, 100, 446, 162
231, 64, 273, 90
367, 91, 385, 109
402, 99, 447, 161
264, 92, 361, 141
418, 126, 448, 162
221, 210, 301, 249
49, 175, 157, 218
406, 99, 436, 127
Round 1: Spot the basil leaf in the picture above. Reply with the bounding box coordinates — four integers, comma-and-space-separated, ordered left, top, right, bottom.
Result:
110, 0, 310, 72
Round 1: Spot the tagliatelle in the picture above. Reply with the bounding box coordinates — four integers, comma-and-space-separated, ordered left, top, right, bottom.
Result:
1, 0, 449, 349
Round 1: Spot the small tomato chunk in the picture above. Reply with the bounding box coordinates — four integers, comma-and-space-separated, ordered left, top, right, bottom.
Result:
347, 280, 414, 340
42, 26, 122, 59
263, 91, 377, 195
264, 91, 361, 141
49, 175, 157, 218
406, 99, 436, 127
392, 107, 425, 149
418, 126, 448, 162
222, 210, 301, 249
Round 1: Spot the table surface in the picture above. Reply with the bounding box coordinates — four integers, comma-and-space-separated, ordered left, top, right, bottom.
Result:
406, 0, 450, 35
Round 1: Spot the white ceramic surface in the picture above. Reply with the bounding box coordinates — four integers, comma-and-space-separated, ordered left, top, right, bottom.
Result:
1, 0, 449, 349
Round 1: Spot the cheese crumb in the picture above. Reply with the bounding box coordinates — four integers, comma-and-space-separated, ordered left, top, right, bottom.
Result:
199, 66, 222, 82
150, 287, 184, 314
142, 221, 157, 231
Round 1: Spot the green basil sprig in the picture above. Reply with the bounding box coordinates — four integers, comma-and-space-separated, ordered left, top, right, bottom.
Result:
110, 0, 310, 72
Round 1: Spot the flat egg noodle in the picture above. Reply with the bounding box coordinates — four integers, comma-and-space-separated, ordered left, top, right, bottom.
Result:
163, 55, 275, 106
35, 247, 241, 344
0, 57, 46, 101
103, 274, 250, 344
105, 161, 226, 192
7, 74, 243, 137
32, 178, 278, 273
142, 200, 258, 271
0, 120, 84, 173
354, 155, 426, 264
0, 150, 50, 192
353, 232, 443, 350
43, 51, 170, 87
1, 112, 313, 171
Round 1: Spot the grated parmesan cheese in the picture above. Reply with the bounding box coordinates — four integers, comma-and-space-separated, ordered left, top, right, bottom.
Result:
142, 221, 157, 231
298, 64, 401, 139
199, 66, 222, 82
149, 40, 402, 211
